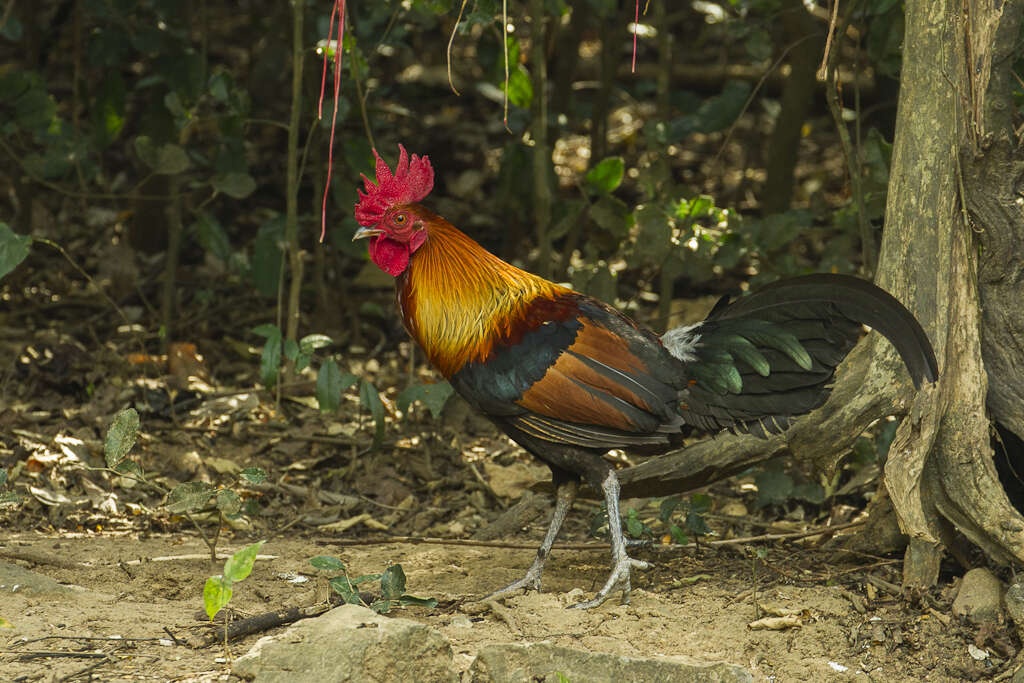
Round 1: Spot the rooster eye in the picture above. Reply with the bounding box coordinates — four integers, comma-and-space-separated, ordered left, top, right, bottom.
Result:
394, 214, 407, 225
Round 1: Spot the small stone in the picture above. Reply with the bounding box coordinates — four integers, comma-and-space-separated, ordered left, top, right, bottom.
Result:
952, 568, 1004, 625
450, 615, 473, 628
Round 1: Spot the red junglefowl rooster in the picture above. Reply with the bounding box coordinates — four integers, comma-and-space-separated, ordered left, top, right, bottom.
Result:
353, 145, 938, 609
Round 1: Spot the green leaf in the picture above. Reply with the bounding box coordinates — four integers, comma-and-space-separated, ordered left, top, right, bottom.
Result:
133, 136, 158, 168
250, 323, 280, 339
215, 488, 242, 516
104, 408, 139, 468
209, 71, 232, 102
203, 575, 232, 621
754, 469, 793, 509
380, 564, 407, 601
115, 460, 144, 478
193, 213, 232, 263
398, 595, 438, 608
350, 573, 382, 585
504, 66, 533, 108
585, 157, 625, 195
658, 495, 681, 524
0, 470, 6, 486
258, 327, 282, 389
223, 540, 264, 583
328, 576, 360, 603
685, 511, 710, 536
689, 493, 712, 514
155, 144, 191, 175
588, 195, 633, 239
283, 338, 299, 362
370, 599, 391, 614
359, 379, 386, 443
0, 491, 20, 505
212, 172, 256, 199
251, 215, 284, 298
316, 359, 356, 413
91, 72, 126, 147
166, 481, 216, 514
0, 223, 31, 281
309, 555, 345, 572
669, 524, 689, 545
624, 509, 648, 538
239, 467, 267, 484
692, 80, 750, 134
396, 382, 454, 419
299, 334, 333, 354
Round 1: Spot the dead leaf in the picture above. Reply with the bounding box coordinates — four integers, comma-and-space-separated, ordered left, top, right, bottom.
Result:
748, 615, 803, 630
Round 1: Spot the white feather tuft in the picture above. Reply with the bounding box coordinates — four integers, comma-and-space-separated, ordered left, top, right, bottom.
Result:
661, 323, 703, 362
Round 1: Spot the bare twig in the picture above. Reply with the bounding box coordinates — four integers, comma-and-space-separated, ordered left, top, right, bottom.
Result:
446, 0, 470, 95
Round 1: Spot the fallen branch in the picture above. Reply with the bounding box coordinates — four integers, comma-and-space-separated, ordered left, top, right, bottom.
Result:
190, 604, 332, 647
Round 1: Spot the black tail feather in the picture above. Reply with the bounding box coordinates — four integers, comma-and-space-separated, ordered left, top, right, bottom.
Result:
712, 274, 938, 388
676, 274, 938, 435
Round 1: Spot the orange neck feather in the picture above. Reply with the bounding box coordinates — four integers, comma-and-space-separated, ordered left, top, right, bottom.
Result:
397, 211, 572, 376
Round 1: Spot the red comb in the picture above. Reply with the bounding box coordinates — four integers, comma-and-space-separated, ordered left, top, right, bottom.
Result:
354, 145, 434, 226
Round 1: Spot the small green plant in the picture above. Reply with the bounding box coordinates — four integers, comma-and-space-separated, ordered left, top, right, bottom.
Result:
309, 555, 437, 614
204, 541, 265, 621
0, 222, 31, 281
250, 327, 393, 445
751, 467, 825, 509
657, 493, 712, 546
102, 407, 266, 559
396, 381, 454, 419
590, 494, 712, 547
0, 469, 18, 506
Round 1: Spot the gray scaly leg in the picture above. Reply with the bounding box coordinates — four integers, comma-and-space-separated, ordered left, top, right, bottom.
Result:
569, 469, 649, 609
484, 479, 578, 599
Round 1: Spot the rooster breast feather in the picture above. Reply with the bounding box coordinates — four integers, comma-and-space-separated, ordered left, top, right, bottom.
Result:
449, 295, 686, 451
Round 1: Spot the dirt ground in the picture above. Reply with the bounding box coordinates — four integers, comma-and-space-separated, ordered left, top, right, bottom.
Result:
0, 506, 1008, 681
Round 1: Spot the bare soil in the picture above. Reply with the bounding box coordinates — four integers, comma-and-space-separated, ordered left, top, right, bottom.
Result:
0, 503, 1005, 681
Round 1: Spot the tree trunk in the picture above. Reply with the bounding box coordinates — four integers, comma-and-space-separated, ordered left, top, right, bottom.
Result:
760, 0, 823, 215
879, 0, 1024, 589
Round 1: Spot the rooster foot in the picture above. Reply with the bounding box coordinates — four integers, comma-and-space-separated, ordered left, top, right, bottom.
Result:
483, 556, 546, 600
568, 555, 650, 610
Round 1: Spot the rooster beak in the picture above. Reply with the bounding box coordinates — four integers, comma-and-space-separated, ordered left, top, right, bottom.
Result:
352, 227, 384, 241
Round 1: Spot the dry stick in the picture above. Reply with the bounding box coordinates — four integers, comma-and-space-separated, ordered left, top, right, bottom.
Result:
196, 604, 332, 646
283, 0, 305, 386
447, 0, 470, 95
501, 0, 511, 131
319, 519, 865, 552
820, 0, 876, 273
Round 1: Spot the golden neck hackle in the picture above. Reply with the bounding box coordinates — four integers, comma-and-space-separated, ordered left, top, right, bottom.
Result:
398, 217, 570, 377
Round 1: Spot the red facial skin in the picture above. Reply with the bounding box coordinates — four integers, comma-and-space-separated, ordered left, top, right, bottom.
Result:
365, 207, 428, 277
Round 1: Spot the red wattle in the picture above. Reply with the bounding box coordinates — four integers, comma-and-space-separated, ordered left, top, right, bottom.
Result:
368, 236, 410, 276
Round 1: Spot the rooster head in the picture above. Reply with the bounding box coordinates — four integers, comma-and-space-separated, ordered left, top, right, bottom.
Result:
352, 144, 434, 277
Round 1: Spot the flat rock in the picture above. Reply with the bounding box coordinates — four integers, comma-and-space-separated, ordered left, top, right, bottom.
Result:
0, 561, 92, 598
232, 604, 457, 682
952, 568, 1004, 625
469, 642, 753, 683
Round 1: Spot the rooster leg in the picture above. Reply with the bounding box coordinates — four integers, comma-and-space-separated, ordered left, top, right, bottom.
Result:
483, 479, 579, 600
569, 468, 650, 610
